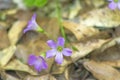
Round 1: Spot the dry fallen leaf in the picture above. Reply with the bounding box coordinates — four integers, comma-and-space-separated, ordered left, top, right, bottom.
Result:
89, 37, 120, 68
24, 74, 56, 80
80, 7, 120, 28
0, 45, 16, 66
84, 60, 120, 80
3, 59, 38, 75
15, 45, 29, 64
63, 21, 100, 40
0, 29, 10, 50
71, 39, 110, 62
8, 20, 27, 45
37, 17, 60, 40
0, 71, 19, 80
91, 44, 120, 61
100, 60, 120, 68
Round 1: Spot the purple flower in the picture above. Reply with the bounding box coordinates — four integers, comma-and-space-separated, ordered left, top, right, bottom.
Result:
46, 37, 72, 64
28, 54, 48, 72
24, 13, 44, 33
108, 0, 120, 10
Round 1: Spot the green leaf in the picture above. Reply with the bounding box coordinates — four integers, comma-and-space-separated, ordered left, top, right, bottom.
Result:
72, 46, 79, 51
34, 0, 48, 7
24, 0, 48, 8
24, 0, 34, 7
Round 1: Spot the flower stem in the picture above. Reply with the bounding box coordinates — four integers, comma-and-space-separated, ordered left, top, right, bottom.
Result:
56, 0, 66, 41
37, 26, 49, 37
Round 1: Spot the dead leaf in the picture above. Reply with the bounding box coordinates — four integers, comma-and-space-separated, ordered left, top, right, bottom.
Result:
71, 39, 110, 62
8, 20, 27, 45
19, 31, 48, 45
0, 71, 19, 80
91, 44, 120, 61
3, 59, 38, 75
80, 7, 120, 28
89, 37, 120, 68
84, 61, 120, 80
37, 17, 60, 40
27, 39, 49, 55
16, 71, 28, 79
0, 29, 10, 50
15, 45, 29, 64
62, 21, 100, 40
24, 74, 56, 80
89, 37, 120, 63
0, 45, 16, 66
101, 60, 120, 68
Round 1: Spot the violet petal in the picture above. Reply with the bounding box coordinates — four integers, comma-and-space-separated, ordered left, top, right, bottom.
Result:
31, 13, 36, 21
62, 48, 72, 56
117, 2, 120, 9
23, 13, 39, 33
34, 62, 42, 72
55, 52, 63, 64
39, 56, 48, 69
28, 54, 37, 66
27, 15, 36, 28
108, 1, 117, 10
57, 37, 65, 47
23, 28, 32, 33
47, 40, 57, 48
46, 49, 57, 58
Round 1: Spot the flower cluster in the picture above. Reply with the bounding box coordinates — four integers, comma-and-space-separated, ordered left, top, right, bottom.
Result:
25, 14, 72, 72
108, 0, 120, 10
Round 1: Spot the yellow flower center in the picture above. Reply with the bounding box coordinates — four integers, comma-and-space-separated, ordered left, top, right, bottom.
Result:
57, 46, 63, 52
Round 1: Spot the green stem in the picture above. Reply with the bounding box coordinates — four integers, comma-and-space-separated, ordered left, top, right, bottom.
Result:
37, 26, 49, 37
56, 0, 66, 40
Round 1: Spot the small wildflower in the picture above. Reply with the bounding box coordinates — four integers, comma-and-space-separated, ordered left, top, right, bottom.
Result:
108, 0, 120, 10
24, 13, 44, 33
28, 54, 48, 72
46, 37, 72, 64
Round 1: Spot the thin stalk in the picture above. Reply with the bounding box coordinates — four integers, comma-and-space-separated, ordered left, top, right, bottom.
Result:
56, 0, 66, 40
